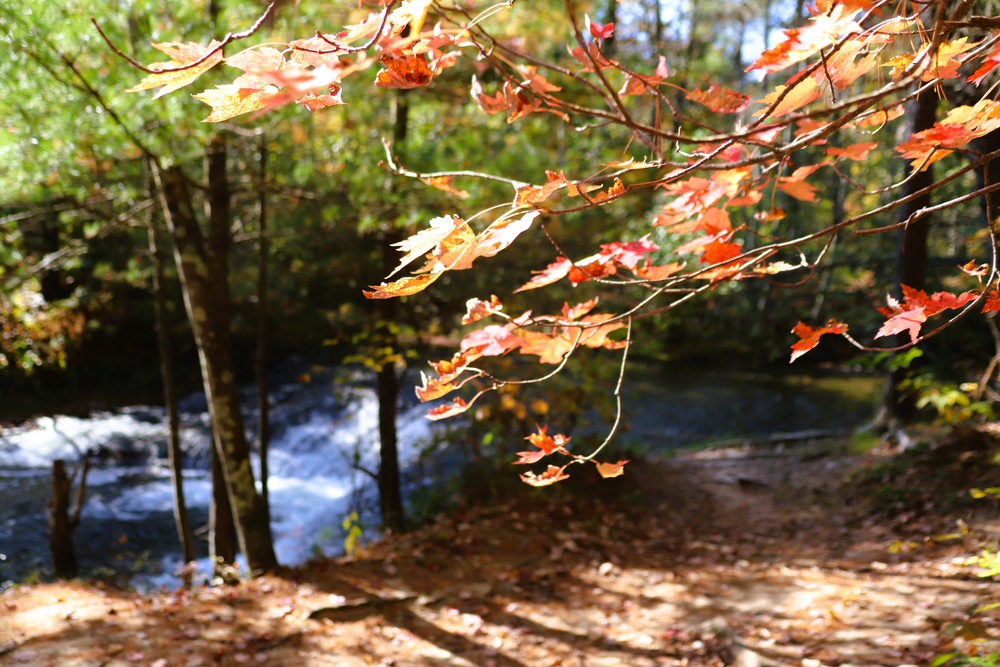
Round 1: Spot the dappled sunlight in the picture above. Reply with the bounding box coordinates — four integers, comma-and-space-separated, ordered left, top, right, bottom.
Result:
4, 444, 997, 666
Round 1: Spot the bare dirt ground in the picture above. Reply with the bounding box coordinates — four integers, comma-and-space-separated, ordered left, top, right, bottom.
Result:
2, 434, 998, 667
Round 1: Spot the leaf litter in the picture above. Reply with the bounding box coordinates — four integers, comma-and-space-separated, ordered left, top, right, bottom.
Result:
2, 432, 998, 666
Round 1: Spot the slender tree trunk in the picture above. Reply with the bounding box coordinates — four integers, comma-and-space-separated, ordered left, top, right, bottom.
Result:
47, 456, 89, 579
210, 441, 237, 571
146, 179, 196, 581
204, 135, 241, 576
883, 88, 938, 429
154, 164, 278, 575
377, 92, 409, 533
256, 133, 271, 522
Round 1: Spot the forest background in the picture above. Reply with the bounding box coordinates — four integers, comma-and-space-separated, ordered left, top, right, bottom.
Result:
2, 0, 999, 567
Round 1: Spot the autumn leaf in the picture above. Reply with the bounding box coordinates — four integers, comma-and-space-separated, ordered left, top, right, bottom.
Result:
375, 53, 433, 89
686, 84, 751, 114
127, 40, 224, 99
513, 449, 548, 465
516, 65, 562, 93
968, 42, 1000, 86
701, 239, 743, 265
364, 273, 441, 299
747, 5, 861, 74
518, 330, 575, 364
826, 142, 878, 160
525, 424, 570, 454
983, 290, 1000, 313
426, 397, 470, 421
389, 215, 465, 277
515, 171, 567, 206
192, 85, 276, 123
960, 260, 989, 278
587, 15, 615, 39
515, 257, 573, 293
415, 372, 457, 401
790, 319, 848, 362
562, 298, 599, 321
875, 303, 927, 344
568, 43, 617, 72
462, 295, 503, 324
470, 76, 510, 114
460, 324, 523, 357
520, 465, 570, 487
755, 76, 821, 118
419, 175, 470, 198
875, 286, 978, 343
777, 164, 824, 202
595, 460, 629, 479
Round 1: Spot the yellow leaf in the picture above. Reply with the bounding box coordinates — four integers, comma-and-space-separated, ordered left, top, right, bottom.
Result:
127, 41, 224, 99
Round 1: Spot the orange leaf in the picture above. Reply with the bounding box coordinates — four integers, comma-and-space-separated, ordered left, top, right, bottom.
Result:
419, 175, 470, 198
982, 290, 1000, 313
514, 257, 573, 292
755, 76, 821, 118
462, 295, 503, 324
470, 75, 510, 114
686, 84, 751, 114
525, 425, 570, 454
426, 397, 469, 421
748, 6, 861, 74
375, 53, 433, 89
364, 272, 441, 299
826, 141, 878, 160
790, 319, 848, 362
520, 465, 570, 487
415, 373, 457, 401
595, 460, 629, 479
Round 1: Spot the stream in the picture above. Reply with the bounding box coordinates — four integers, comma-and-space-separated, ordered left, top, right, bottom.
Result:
0, 359, 881, 588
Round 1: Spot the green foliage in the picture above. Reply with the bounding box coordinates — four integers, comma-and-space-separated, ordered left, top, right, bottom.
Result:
341, 511, 363, 557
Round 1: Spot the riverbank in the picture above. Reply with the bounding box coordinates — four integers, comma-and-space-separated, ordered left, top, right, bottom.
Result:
3, 428, 998, 666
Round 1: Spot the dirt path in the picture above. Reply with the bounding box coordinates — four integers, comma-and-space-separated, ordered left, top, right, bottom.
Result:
2, 441, 998, 666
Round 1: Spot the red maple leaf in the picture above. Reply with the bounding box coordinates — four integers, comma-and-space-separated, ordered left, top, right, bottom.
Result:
875, 286, 978, 343
587, 15, 615, 39
790, 319, 848, 362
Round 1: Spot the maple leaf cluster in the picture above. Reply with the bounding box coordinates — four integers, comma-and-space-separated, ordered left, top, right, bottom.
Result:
120, 0, 1000, 485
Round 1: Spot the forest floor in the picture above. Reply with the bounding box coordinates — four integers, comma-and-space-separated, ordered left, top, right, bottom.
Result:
2, 427, 999, 667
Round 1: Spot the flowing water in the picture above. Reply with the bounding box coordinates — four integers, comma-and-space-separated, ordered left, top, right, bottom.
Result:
0, 359, 880, 588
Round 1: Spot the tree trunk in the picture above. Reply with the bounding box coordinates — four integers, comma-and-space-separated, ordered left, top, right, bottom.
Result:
376, 92, 409, 533
154, 163, 278, 576
210, 441, 237, 571
47, 456, 89, 579
204, 135, 241, 578
146, 185, 196, 581
256, 133, 271, 522
883, 88, 938, 429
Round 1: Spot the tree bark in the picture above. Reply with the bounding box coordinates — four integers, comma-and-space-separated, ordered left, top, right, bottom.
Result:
47, 456, 89, 579
256, 133, 271, 522
154, 163, 278, 575
204, 135, 241, 577
376, 92, 409, 533
883, 88, 938, 429
146, 184, 196, 581
210, 441, 237, 571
